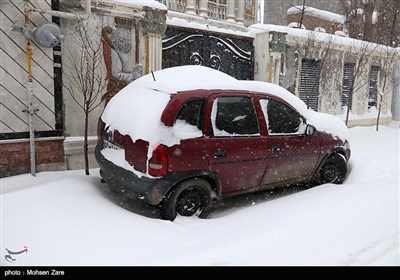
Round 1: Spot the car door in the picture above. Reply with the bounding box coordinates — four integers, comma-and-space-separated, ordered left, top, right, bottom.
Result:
258, 97, 320, 187
204, 93, 268, 196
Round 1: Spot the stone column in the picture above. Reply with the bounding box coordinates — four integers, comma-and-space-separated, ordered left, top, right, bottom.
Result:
253, 31, 269, 82
140, 7, 167, 74
236, 0, 244, 25
227, 0, 235, 23
391, 60, 400, 127
199, 0, 208, 18
146, 34, 163, 73
186, 0, 196, 15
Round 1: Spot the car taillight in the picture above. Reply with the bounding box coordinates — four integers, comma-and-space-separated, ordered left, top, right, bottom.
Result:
97, 119, 106, 148
148, 145, 168, 177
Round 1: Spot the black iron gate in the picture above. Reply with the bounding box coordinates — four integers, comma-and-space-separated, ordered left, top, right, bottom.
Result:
162, 27, 254, 80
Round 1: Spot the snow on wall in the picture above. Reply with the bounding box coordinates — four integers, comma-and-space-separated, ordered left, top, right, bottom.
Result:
249, 24, 400, 56
166, 16, 252, 38
115, 0, 167, 10
287, 6, 345, 24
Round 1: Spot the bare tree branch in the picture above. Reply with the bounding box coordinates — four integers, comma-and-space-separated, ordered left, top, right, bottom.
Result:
345, 41, 380, 125
63, 14, 107, 175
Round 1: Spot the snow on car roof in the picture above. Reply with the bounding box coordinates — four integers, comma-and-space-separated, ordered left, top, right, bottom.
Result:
102, 65, 349, 154
128, 65, 310, 116
131, 65, 238, 93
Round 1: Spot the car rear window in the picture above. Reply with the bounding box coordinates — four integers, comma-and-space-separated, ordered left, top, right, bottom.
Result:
175, 98, 206, 131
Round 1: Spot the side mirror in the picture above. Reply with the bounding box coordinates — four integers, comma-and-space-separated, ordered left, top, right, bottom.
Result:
306, 124, 316, 136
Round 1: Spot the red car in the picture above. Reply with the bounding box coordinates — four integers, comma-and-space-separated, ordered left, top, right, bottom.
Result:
96, 66, 351, 221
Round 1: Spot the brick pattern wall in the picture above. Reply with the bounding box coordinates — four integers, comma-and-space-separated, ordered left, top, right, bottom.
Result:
0, 139, 64, 177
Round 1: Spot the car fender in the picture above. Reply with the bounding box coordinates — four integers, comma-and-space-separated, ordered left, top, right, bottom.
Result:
311, 147, 348, 182
162, 170, 222, 200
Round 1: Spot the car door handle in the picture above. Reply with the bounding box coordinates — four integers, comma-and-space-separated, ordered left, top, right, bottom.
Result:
271, 145, 281, 152
214, 150, 227, 158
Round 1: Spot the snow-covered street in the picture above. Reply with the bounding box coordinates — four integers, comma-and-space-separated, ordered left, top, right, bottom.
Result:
1, 125, 399, 266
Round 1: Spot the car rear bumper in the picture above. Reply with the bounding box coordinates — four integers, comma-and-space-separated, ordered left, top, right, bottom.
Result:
95, 145, 174, 205
95, 145, 220, 205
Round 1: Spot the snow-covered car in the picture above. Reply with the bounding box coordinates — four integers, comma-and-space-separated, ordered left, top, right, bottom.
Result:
95, 65, 351, 221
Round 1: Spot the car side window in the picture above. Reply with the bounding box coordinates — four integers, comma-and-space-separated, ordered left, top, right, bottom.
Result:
173, 98, 206, 138
260, 99, 306, 135
211, 96, 260, 137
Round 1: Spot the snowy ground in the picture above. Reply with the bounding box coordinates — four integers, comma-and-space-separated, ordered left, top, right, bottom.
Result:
1, 125, 399, 266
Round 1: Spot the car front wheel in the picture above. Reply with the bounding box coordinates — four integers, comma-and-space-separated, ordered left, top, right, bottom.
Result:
318, 153, 347, 185
160, 178, 213, 221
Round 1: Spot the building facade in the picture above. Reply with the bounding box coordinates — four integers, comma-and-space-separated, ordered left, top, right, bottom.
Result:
252, 24, 397, 127
157, 0, 258, 27
1, 0, 168, 176
1, 0, 65, 176
1, 0, 259, 177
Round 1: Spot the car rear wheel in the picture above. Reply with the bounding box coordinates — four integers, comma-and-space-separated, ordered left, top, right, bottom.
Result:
160, 178, 213, 221
318, 153, 347, 185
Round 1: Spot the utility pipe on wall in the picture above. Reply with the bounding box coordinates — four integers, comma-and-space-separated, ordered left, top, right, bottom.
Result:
23, 0, 36, 176
21, 0, 92, 176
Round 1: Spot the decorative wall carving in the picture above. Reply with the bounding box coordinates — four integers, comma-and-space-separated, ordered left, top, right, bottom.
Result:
102, 26, 142, 103
138, 7, 167, 35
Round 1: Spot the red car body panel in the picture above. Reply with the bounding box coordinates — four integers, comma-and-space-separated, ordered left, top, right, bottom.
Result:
97, 88, 350, 205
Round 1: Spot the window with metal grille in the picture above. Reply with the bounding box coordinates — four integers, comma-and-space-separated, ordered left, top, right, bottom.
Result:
299, 59, 321, 111
341, 63, 355, 110
368, 66, 380, 108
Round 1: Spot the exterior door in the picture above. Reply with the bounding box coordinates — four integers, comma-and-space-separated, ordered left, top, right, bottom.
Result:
204, 94, 268, 196
258, 98, 320, 187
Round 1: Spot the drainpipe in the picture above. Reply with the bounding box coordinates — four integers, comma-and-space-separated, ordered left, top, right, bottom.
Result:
23, 1, 36, 176
27, 0, 91, 20
21, 0, 91, 176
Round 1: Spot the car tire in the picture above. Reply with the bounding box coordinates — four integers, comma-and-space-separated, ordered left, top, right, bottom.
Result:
160, 178, 213, 221
318, 153, 347, 185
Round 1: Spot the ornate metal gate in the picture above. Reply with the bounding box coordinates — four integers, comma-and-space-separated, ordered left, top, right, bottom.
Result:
162, 27, 254, 80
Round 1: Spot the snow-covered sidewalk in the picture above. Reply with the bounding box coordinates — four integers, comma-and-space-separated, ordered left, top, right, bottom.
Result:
1, 126, 399, 266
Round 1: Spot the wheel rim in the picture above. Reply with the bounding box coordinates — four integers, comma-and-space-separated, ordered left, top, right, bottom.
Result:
176, 188, 203, 217
322, 163, 340, 183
